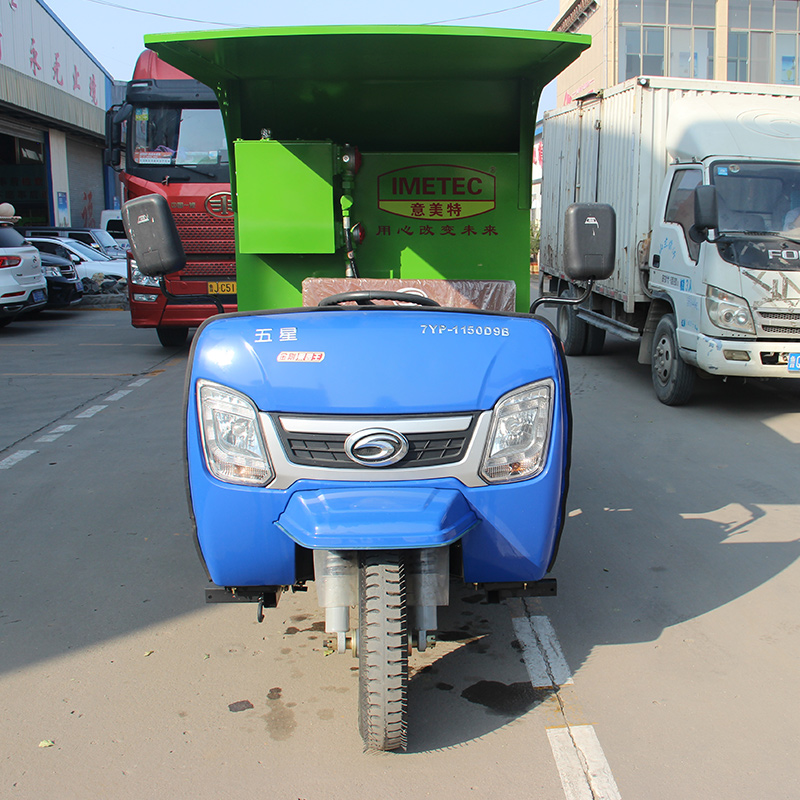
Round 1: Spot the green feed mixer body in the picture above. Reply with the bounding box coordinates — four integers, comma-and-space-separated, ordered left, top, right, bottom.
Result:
143, 25, 589, 310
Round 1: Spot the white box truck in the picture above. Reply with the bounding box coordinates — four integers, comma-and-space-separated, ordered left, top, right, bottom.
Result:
539, 76, 800, 404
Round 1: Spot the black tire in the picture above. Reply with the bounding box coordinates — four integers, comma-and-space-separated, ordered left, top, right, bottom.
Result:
584, 324, 606, 355
556, 286, 587, 356
358, 552, 408, 752
651, 314, 695, 405
156, 326, 189, 348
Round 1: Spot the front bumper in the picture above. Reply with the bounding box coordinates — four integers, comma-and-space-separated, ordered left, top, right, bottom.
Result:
46, 277, 83, 308
129, 291, 236, 328
691, 334, 800, 377
276, 487, 479, 549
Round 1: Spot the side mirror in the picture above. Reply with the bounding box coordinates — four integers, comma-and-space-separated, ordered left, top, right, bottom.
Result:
691, 185, 718, 242
121, 194, 186, 277
104, 103, 131, 168
563, 203, 616, 282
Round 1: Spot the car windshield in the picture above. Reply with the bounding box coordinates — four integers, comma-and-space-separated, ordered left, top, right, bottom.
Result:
64, 240, 114, 261
93, 229, 123, 249
131, 106, 228, 167
710, 161, 800, 233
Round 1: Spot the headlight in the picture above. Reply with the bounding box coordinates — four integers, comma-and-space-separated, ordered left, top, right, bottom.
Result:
196, 380, 273, 486
44, 266, 61, 277
480, 380, 554, 484
706, 286, 755, 334
130, 259, 160, 287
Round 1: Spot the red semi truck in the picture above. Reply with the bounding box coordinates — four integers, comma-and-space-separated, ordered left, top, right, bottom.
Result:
105, 51, 235, 347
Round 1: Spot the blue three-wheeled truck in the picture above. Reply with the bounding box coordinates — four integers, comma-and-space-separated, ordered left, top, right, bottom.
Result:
122, 25, 615, 751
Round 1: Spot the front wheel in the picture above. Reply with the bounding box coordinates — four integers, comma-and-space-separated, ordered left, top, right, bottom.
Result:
156, 326, 188, 348
651, 314, 695, 405
358, 552, 408, 751
556, 286, 587, 356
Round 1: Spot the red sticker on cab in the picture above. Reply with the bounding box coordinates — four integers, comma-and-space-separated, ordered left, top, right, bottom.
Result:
277, 351, 325, 363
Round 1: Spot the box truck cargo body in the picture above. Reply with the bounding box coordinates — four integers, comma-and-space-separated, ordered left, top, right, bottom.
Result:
540, 76, 800, 404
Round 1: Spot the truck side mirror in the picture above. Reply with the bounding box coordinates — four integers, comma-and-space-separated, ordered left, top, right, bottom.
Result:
104, 103, 131, 168
121, 194, 186, 277
563, 203, 615, 282
691, 185, 718, 242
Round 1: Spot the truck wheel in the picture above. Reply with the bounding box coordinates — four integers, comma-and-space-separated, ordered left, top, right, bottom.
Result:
358, 552, 408, 752
556, 287, 587, 356
584, 324, 606, 355
156, 326, 188, 348
651, 314, 695, 405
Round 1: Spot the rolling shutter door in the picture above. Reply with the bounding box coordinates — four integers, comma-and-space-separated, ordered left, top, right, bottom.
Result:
67, 137, 104, 227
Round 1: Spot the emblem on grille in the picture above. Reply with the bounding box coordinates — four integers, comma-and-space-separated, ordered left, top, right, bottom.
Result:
205, 191, 234, 218
344, 428, 409, 467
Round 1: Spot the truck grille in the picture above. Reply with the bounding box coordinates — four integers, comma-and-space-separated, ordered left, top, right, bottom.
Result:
273, 414, 478, 470
174, 213, 235, 256
181, 261, 236, 278
756, 310, 800, 335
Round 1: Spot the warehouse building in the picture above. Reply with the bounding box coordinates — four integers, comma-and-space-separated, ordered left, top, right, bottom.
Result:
0, 0, 113, 226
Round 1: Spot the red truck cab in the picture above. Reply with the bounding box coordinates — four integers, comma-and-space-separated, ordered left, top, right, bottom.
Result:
106, 51, 235, 346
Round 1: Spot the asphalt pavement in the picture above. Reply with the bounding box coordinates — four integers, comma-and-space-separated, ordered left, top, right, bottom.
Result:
1, 305, 799, 799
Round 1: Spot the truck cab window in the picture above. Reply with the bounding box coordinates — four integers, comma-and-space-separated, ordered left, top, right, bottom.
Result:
665, 169, 702, 261
132, 107, 228, 168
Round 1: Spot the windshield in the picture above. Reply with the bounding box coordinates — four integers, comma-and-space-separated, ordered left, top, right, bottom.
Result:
711, 161, 800, 270
711, 161, 800, 234
131, 106, 228, 167
93, 229, 123, 249
66, 240, 114, 261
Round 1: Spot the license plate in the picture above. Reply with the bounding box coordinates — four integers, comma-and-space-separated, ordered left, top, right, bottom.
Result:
32, 290, 46, 302
789, 354, 800, 371
208, 281, 236, 294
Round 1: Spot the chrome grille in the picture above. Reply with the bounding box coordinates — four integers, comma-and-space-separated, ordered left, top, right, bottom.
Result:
274, 414, 478, 470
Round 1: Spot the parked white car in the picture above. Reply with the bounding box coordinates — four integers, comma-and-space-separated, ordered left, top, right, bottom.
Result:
0, 220, 47, 328
25, 236, 127, 282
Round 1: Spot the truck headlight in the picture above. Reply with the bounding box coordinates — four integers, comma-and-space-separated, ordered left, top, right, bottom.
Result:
706, 286, 755, 334
480, 380, 554, 484
130, 259, 161, 287
196, 380, 273, 486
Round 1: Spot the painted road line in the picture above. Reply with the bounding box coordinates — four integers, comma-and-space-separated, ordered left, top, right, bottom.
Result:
36, 424, 78, 442
128, 378, 151, 388
547, 725, 621, 800
106, 390, 132, 402
75, 405, 107, 418
510, 611, 574, 688
0, 450, 37, 469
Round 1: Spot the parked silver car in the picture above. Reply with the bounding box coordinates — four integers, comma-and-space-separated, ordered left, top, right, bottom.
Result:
21, 226, 128, 259
0, 224, 47, 328
25, 237, 127, 282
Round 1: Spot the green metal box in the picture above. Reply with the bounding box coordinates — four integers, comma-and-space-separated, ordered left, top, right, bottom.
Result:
234, 140, 337, 254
